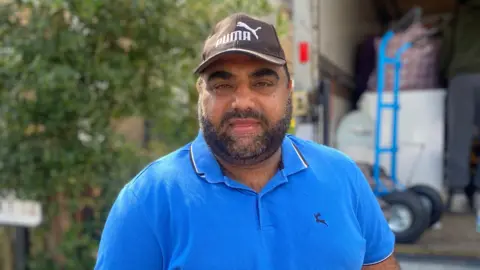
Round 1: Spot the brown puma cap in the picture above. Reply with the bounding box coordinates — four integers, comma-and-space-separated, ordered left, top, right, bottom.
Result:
194, 13, 286, 74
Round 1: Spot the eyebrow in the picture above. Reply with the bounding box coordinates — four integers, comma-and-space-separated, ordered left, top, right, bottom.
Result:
250, 68, 279, 80
206, 68, 280, 82
206, 71, 233, 82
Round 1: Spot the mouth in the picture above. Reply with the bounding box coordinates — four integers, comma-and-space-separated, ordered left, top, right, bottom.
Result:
226, 118, 261, 135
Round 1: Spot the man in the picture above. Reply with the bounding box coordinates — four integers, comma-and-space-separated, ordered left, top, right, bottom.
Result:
95, 13, 398, 270
439, 0, 480, 211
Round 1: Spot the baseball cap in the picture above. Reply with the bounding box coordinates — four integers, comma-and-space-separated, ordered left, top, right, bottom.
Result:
194, 13, 286, 74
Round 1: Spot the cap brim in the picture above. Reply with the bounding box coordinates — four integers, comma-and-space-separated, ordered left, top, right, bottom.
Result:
193, 48, 286, 74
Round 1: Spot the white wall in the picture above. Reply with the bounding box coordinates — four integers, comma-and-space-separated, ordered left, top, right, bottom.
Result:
316, 0, 381, 144
318, 0, 380, 75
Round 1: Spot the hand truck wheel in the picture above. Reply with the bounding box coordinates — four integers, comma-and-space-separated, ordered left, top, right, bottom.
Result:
382, 190, 430, 244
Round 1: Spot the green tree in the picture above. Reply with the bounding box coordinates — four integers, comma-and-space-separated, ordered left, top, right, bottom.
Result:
0, 0, 281, 269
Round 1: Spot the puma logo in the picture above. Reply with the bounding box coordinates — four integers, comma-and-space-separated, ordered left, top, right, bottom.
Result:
314, 213, 328, 226
215, 21, 262, 47
236, 22, 262, 39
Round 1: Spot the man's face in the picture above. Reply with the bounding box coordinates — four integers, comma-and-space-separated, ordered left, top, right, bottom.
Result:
197, 54, 292, 166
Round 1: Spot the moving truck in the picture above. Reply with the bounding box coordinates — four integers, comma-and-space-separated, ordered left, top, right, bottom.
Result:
291, 0, 455, 144
288, 0, 480, 257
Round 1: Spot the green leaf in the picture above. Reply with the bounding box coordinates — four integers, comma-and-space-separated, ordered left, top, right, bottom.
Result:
0, 0, 277, 268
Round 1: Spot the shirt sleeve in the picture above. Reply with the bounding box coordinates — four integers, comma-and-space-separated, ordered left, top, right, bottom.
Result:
352, 164, 395, 265
94, 185, 163, 270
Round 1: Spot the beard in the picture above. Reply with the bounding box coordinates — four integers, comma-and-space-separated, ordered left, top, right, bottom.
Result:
199, 96, 293, 166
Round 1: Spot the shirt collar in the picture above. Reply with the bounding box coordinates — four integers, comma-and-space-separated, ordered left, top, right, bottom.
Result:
189, 132, 309, 183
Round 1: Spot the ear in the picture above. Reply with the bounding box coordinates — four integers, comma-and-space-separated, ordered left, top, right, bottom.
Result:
196, 77, 204, 93
287, 79, 294, 93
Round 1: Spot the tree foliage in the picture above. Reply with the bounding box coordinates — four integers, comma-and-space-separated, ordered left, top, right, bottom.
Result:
0, 0, 279, 268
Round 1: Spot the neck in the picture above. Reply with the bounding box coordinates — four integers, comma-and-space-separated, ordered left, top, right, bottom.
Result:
218, 148, 282, 192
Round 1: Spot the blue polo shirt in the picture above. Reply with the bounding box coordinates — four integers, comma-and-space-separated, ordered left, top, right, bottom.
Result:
95, 133, 395, 270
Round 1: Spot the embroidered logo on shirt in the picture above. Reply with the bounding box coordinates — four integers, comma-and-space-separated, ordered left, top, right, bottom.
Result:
314, 213, 328, 226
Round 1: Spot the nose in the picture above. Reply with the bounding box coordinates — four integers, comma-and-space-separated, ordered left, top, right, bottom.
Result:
231, 83, 254, 111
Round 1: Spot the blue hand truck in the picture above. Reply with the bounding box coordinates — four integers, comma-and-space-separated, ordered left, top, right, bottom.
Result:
370, 7, 444, 244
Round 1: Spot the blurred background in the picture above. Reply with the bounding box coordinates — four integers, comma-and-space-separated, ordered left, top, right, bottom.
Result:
0, 0, 479, 269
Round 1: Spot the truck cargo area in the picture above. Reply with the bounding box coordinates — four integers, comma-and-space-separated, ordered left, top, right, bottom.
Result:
289, 0, 480, 259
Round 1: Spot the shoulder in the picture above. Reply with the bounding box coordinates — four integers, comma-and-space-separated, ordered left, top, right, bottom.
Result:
286, 135, 364, 196
288, 135, 373, 205
287, 135, 358, 173
287, 135, 370, 214
124, 143, 200, 206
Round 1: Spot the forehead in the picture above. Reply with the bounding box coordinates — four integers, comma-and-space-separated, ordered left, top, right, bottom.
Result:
202, 54, 283, 76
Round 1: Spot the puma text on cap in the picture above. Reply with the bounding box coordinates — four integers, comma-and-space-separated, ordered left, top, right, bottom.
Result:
194, 13, 286, 74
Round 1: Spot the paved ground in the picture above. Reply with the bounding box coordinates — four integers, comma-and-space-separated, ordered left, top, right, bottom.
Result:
398, 255, 480, 270
395, 213, 480, 258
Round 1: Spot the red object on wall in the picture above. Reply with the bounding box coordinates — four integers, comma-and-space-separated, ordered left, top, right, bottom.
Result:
299, 42, 309, 64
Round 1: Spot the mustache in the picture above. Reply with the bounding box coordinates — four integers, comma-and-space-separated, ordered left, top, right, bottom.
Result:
220, 109, 269, 128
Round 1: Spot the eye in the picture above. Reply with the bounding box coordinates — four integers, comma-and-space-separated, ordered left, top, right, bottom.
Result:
253, 81, 273, 88
213, 84, 233, 90
210, 83, 235, 94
